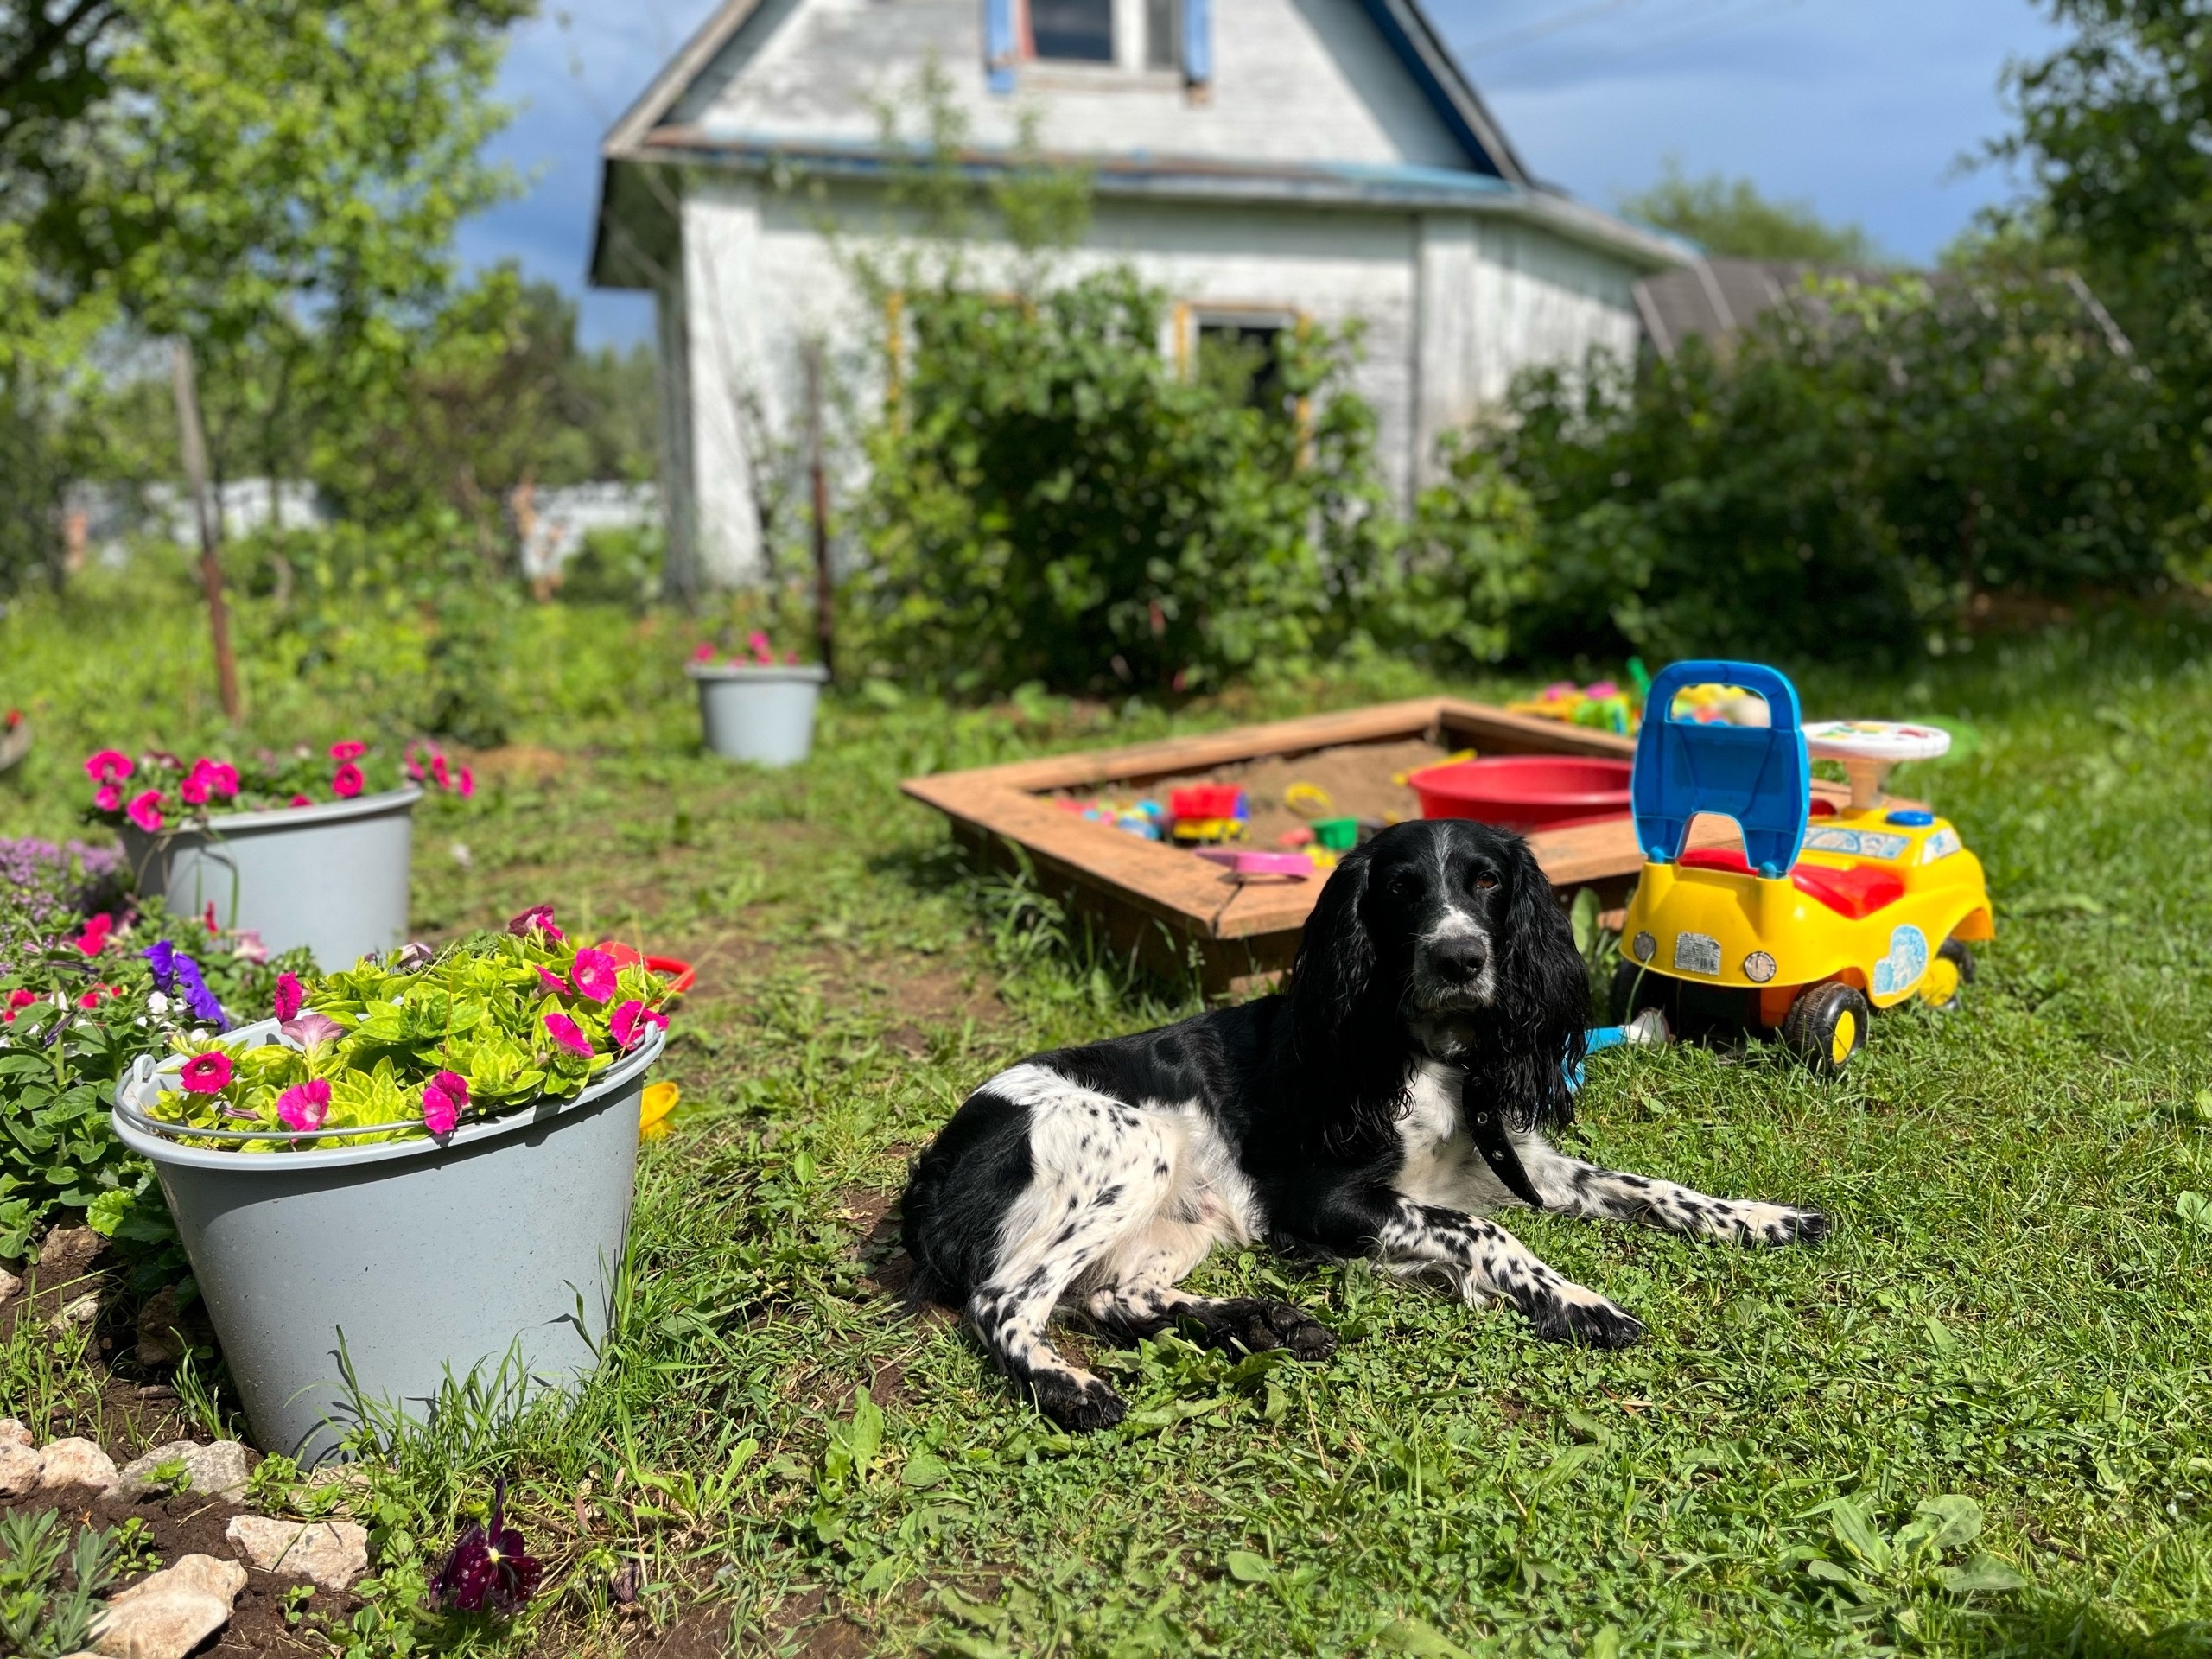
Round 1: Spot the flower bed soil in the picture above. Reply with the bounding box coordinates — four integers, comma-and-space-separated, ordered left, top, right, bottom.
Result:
2, 1482, 361, 1655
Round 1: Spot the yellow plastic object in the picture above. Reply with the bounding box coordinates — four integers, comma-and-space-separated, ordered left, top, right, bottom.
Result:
1619, 802, 1994, 1020
1283, 782, 1333, 818
639, 1081, 680, 1141
1395, 749, 1473, 786
1170, 817, 1246, 843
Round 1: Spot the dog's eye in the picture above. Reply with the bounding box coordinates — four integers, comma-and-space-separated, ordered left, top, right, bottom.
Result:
1471, 870, 1498, 892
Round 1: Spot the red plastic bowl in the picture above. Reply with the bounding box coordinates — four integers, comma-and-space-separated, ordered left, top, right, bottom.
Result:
594, 941, 697, 997
1408, 756, 1633, 833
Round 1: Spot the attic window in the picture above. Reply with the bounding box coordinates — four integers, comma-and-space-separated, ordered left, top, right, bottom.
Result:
1031, 0, 1112, 61
985, 0, 1208, 87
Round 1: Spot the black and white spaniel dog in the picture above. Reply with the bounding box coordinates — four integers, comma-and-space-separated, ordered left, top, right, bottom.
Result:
901, 817, 1828, 1430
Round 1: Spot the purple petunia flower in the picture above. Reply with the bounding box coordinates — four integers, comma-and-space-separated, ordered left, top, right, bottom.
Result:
434, 1478, 542, 1614
142, 938, 177, 993
170, 953, 227, 1031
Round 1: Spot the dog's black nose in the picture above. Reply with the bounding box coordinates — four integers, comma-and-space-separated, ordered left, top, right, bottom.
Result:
1429, 937, 1489, 983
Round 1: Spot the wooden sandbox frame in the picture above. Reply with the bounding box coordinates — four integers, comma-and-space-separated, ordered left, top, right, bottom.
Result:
904, 697, 1850, 993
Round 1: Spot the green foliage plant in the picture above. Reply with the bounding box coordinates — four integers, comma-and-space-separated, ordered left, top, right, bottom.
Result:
1478, 268, 2186, 661
0, 1509, 125, 1659
836, 66, 1394, 697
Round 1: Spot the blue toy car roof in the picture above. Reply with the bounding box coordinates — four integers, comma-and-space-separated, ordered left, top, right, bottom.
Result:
1630, 661, 1809, 877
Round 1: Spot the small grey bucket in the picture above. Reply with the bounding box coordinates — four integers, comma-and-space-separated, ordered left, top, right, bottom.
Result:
112, 1020, 664, 1465
118, 786, 421, 968
690, 663, 829, 766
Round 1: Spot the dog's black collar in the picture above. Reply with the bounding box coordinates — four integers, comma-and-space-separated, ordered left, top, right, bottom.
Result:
1460, 1076, 1543, 1210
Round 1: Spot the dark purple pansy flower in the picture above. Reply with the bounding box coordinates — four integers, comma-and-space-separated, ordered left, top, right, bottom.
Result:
434, 1478, 541, 1614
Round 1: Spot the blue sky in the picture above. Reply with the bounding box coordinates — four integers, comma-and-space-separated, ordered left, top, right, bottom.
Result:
460, 0, 2067, 348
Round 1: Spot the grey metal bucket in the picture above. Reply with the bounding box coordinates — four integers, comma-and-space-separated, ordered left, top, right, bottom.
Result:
118, 786, 421, 968
112, 1020, 664, 1465
690, 664, 828, 766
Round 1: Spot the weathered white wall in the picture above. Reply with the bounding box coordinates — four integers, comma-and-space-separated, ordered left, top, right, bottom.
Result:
671, 175, 1453, 582
675, 0, 1470, 171
1413, 213, 1643, 482
668, 176, 1648, 582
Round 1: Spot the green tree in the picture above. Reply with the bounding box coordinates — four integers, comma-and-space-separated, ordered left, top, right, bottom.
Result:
1619, 159, 1884, 264
1996, 0, 2212, 440
0, 0, 531, 594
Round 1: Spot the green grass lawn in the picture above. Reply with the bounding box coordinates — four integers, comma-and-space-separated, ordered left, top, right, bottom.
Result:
4, 578, 2212, 1656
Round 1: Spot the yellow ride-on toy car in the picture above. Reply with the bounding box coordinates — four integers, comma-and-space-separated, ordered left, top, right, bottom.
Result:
1612, 660, 1993, 1074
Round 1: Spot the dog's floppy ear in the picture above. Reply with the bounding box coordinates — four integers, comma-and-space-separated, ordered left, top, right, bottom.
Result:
1287, 842, 1410, 1148
1477, 836, 1591, 1130
1287, 841, 1374, 1058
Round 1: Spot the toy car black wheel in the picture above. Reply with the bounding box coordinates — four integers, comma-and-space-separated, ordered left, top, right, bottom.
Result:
1781, 981, 1870, 1076
1916, 938, 1975, 1010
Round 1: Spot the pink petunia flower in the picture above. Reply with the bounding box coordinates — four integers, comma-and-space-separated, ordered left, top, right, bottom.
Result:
455, 767, 475, 799
332, 762, 364, 799
84, 748, 134, 783
421, 1070, 469, 1135
747, 630, 775, 664
569, 949, 618, 1004
206, 761, 238, 798
180, 1052, 233, 1093
609, 1000, 669, 1051
330, 740, 368, 762
273, 971, 305, 1022
231, 931, 268, 964
74, 913, 111, 956
126, 790, 164, 833
507, 904, 563, 942
280, 1011, 346, 1051
76, 990, 101, 1009
2, 988, 34, 1024
180, 773, 209, 806
94, 783, 120, 812
536, 966, 569, 997
543, 1013, 594, 1058
276, 1077, 331, 1131
692, 642, 716, 664
289, 794, 313, 807
431, 753, 450, 789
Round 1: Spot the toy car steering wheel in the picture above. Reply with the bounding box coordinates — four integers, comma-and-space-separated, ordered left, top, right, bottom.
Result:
1802, 721, 1951, 810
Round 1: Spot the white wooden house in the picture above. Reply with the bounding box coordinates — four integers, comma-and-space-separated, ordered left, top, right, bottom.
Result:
591, 0, 1690, 590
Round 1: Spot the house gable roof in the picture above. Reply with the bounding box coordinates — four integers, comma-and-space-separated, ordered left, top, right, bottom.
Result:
591, 0, 1689, 285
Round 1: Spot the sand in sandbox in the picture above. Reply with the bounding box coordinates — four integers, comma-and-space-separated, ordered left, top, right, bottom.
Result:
1052, 737, 1461, 851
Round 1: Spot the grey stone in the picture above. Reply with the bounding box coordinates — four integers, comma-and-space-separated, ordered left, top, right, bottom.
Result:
52, 1290, 101, 1331
0, 1440, 41, 1498
0, 1268, 22, 1304
184, 1440, 250, 1497
35, 1436, 118, 1492
116, 1441, 199, 1497
224, 1515, 371, 1591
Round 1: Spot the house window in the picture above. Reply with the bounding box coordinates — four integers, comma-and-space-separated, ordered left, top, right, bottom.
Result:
1196, 320, 1292, 418
1030, 0, 1114, 62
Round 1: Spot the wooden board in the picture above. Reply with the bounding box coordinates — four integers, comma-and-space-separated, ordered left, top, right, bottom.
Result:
902, 697, 1855, 992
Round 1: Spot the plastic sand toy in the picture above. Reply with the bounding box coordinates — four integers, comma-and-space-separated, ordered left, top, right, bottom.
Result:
1612, 660, 1993, 1074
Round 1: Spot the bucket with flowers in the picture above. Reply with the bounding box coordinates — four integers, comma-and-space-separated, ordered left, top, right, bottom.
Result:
109, 906, 671, 1464
687, 632, 829, 766
90, 740, 473, 969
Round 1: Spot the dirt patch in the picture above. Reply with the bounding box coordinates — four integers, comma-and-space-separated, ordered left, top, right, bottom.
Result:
750, 1586, 872, 1659
635, 1607, 737, 1656
10, 1483, 361, 1655
1050, 736, 1450, 854
467, 744, 572, 785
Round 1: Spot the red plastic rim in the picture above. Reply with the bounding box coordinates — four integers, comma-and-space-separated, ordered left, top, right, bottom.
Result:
1408, 756, 1633, 832
594, 941, 697, 996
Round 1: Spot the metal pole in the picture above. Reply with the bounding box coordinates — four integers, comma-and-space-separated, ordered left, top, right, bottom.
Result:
169, 340, 242, 722
804, 339, 835, 679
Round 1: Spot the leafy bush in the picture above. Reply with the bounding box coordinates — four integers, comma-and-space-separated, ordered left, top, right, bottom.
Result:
845, 268, 1391, 696
1470, 269, 2189, 662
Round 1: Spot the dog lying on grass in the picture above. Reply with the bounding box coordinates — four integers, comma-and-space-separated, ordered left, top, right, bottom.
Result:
901, 818, 1829, 1430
